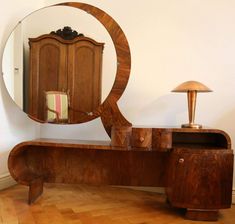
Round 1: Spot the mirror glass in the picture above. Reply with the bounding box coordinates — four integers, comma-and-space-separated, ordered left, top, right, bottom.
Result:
2, 5, 116, 123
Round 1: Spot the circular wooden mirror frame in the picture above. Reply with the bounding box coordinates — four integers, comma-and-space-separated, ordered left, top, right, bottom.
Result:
54, 2, 131, 126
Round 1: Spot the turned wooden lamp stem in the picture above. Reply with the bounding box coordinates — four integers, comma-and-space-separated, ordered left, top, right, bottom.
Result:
172, 81, 212, 129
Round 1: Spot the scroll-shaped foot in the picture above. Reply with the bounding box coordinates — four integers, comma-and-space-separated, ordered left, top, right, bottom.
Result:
185, 209, 219, 221
28, 177, 44, 204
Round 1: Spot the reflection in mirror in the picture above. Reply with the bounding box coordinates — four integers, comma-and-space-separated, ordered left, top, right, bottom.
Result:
2, 5, 116, 123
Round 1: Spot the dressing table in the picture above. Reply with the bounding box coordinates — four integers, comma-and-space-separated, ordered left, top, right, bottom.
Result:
6, 2, 233, 222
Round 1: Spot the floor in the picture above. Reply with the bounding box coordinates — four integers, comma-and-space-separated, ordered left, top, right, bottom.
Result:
0, 184, 234, 224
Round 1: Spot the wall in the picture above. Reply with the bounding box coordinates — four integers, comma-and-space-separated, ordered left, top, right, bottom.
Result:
0, 0, 43, 185
0, 0, 235, 188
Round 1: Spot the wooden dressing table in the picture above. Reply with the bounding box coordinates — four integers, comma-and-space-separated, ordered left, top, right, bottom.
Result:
7, 2, 233, 222
8, 127, 233, 221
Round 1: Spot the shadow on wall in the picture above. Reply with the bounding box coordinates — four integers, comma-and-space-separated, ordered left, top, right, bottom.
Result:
213, 108, 235, 143
211, 108, 235, 188
133, 93, 186, 126
0, 150, 11, 174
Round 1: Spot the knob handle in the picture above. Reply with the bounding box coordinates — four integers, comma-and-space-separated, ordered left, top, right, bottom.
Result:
179, 158, 184, 164
139, 136, 145, 142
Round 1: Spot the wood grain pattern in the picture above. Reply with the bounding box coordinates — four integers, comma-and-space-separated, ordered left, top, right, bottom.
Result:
28, 37, 67, 120
28, 34, 104, 123
8, 128, 233, 221
26, 2, 132, 134
6, 2, 234, 222
185, 209, 219, 221
131, 128, 152, 149
0, 184, 235, 224
152, 128, 172, 151
67, 38, 103, 121
28, 177, 44, 204
9, 140, 169, 187
111, 126, 132, 148
166, 149, 233, 209
52, 2, 132, 133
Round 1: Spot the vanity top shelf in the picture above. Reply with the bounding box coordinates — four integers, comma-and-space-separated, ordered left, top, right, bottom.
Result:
11, 127, 231, 154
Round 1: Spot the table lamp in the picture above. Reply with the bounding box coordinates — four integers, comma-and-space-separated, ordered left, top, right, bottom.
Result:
172, 80, 212, 128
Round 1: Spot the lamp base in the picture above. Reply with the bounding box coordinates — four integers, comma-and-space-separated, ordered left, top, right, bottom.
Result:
181, 123, 202, 129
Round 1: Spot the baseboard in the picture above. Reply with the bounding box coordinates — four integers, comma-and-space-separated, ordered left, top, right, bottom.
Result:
0, 173, 17, 190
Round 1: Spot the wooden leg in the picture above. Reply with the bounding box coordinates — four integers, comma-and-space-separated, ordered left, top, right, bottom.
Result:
28, 177, 44, 204
185, 209, 219, 221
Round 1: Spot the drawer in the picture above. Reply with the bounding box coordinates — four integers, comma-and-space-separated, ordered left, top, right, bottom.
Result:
152, 128, 172, 151
111, 126, 132, 148
131, 128, 152, 149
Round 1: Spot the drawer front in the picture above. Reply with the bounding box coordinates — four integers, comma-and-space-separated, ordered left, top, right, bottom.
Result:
131, 128, 152, 149
152, 128, 172, 151
111, 126, 132, 148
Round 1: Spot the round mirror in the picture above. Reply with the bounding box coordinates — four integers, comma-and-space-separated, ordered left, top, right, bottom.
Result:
2, 2, 131, 124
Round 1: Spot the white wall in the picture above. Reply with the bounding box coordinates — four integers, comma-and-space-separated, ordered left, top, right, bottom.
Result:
0, 0, 44, 177
1, 0, 235, 186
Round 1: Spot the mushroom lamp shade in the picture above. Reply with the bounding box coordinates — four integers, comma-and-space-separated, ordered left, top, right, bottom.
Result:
172, 80, 212, 128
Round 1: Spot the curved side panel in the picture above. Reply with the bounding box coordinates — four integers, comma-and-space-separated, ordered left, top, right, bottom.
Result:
8, 141, 167, 187
8, 143, 40, 186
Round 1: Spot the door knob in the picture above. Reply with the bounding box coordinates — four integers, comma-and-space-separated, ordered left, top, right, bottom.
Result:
179, 158, 184, 164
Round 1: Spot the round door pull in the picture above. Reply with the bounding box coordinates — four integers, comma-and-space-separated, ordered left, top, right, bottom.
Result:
139, 137, 145, 142
179, 158, 184, 164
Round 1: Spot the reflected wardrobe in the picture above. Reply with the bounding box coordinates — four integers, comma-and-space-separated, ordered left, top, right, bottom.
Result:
27, 27, 104, 123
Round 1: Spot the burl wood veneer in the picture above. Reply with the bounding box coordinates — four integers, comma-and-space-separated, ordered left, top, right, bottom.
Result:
7, 2, 234, 222
8, 128, 233, 221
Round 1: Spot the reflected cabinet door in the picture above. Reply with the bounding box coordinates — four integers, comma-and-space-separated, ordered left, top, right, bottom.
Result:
67, 39, 103, 122
28, 37, 67, 121
27, 34, 103, 123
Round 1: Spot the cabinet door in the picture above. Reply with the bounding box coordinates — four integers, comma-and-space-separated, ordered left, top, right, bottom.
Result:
166, 149, 233, 209
67, 40, 103, 122
28, 38, 67, 121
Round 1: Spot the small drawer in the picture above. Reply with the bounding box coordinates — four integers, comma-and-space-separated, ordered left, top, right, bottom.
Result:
131, 128, 152, 149
152, 129, 172, 151
111, 126, 132, 148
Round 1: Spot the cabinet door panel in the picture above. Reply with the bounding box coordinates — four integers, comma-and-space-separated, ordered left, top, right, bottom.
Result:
68, 40, 103, 122
166, 149, 233, 209
28, 39, 67, 120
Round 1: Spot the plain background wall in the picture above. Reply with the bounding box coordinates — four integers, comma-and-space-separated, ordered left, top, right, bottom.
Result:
1, 0, 235, 187
0, 0, 43, 177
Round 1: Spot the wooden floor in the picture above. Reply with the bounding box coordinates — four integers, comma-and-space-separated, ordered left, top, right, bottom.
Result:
0, 184, 234, 224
